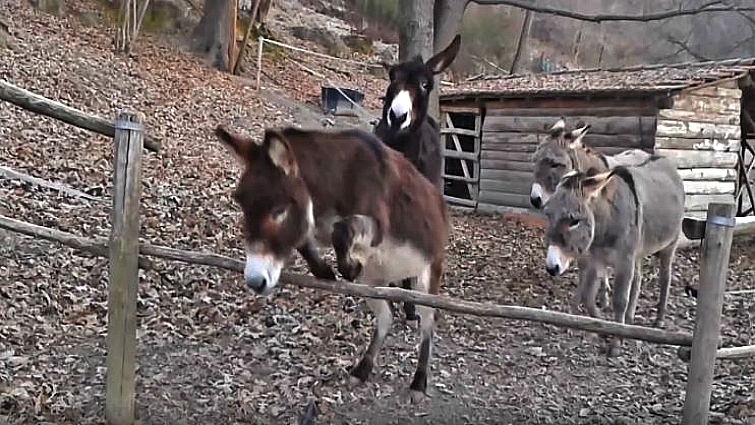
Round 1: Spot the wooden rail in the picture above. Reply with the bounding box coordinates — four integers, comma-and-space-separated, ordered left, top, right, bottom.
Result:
0, 214, 696, 347
0, 79, 162, 153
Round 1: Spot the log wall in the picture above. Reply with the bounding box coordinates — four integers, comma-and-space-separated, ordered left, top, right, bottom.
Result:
477, 109, 656, 211
655, 83, 742, 215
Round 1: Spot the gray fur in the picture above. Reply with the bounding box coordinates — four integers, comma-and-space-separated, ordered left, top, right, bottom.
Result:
542, 154, 685, 357
530, 119, 652, 315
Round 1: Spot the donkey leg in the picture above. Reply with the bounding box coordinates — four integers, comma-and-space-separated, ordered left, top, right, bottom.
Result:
654, 243, 678, 328
597, 271, 611, 310
297, 241, 336, 281
409, 265, 438, 401
579, 264, 602, 319
608, 262, 635, 357
570, 260, 590, 315
349, 296, 393, 384
624, 258, 644, 326
401, 277, 419, 322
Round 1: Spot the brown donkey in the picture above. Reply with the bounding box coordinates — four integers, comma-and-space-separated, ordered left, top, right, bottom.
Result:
215, 125, 449, 397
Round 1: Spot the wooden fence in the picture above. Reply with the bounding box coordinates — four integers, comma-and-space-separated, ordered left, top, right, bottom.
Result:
1, 79, 754, 425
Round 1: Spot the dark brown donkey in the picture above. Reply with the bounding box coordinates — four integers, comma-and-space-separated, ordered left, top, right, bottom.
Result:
373, 34, 461, 321
215, 125, 449, 397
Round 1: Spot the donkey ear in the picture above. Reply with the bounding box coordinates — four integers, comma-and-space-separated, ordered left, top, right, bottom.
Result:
425, 34, 461, 75
582, 170, 615, 198
262, 129, 298, 176
548, 118, 567, 138
215, 125, 258, 166
568, 124, 592, 149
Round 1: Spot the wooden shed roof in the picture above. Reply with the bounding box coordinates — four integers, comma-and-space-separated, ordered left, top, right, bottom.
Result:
440, 57, 755, 101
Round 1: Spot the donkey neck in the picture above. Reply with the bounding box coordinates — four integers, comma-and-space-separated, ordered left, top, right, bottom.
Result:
569, 147, 609, 173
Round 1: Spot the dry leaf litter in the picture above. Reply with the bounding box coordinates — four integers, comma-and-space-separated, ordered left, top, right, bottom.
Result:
0, 0, 754, 424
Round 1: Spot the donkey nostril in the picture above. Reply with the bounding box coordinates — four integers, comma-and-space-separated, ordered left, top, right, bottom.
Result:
546, 265, 559, 277
246, 276, 267, 292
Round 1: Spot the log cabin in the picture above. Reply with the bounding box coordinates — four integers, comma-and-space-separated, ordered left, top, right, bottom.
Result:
438, 58, 755, 221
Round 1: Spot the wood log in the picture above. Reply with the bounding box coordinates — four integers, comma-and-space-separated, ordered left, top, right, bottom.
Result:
684, 194, 736, 211
678, 345, 755, 362
0, 165, 104, 201
480, 169, 532, 181
0, 80, 162, 153
474, 97, 662, 112
481, 142, 538, 152
677, 168, 737, 181
482, 115, 656, 135
685, 86, 742, 99
682, 203, 735, 425
481, 159, 534, 172
482, 132, 539, 145
481, 150, 533, 162
671, 95, 740, 115
485, 107, 658, 117
655, 149, 738, 169
479, 178, 533, 194
592, 146, 653, 157
0, 214, 696, 347
658, 109, 740, 125
477, 190, 532, 209
482, 132, 652, 149
683, 181, 736, 195
656, 119, 740, 140
655, 137, 740, 152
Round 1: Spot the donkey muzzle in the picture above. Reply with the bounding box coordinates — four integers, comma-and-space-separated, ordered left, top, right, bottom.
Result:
545, 244, 570, 277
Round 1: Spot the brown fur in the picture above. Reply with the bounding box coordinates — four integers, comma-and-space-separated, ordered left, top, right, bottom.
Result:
216, 124, 449, 394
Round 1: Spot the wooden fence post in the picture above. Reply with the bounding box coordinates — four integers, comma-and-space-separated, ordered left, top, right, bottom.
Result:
682, 202, 736, 425
106, 110, 144, 425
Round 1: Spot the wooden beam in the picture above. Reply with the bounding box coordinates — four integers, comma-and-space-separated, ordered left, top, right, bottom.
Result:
678, 344, 755, 362
0, 165, 104, 202
485, 106, 658, 117
106, 111, 144, 425
0, 80, 161, 153
683, 203, 736, 425
440, 95, 665, 111
0, 214, 696, 348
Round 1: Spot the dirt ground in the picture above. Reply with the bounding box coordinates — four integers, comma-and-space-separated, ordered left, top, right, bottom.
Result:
1, 1, 754, 424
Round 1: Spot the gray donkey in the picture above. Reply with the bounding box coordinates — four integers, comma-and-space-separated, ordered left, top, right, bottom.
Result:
531, 119, 652, 315
543, 155, 684, 356
541, 154, 685, 357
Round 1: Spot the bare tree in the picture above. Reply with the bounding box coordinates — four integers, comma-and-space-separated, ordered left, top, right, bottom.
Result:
190, 0, 237, 72
401, 0, 436, 118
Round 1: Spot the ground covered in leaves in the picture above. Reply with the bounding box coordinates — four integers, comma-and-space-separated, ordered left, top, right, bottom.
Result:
1, 1, 755, 424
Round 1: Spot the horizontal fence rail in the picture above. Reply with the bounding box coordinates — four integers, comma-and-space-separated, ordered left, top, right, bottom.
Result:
0, 214, 696, 347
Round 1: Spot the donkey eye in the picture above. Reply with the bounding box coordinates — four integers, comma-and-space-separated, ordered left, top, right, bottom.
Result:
569, 218, 580, 228
421, 80, 431, 90
271, 206, 288, 224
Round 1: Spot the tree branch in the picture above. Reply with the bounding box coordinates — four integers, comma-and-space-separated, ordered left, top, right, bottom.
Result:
469, 0, 755, 23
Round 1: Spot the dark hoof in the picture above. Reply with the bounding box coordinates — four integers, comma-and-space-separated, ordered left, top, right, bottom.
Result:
409, 370, 427, 394
410, 389, 429, 404
312, 264, 337, 281
607, 345, 622, 358
403, 304, 419, 322
653, 319, 666, 329
349, 356, 373, 383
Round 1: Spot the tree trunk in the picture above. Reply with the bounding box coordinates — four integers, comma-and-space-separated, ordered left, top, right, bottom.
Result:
510, 9, 532, 74
191, 0, 237, 72
432, 0, 469, 120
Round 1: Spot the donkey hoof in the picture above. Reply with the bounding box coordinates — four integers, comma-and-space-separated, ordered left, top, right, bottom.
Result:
653, 319, 666, 329
409, 389, 429, 404
348, 375, 365, 388
607, 346, 623, 358
313, 265, 337, 281
349, 357, 373, 384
